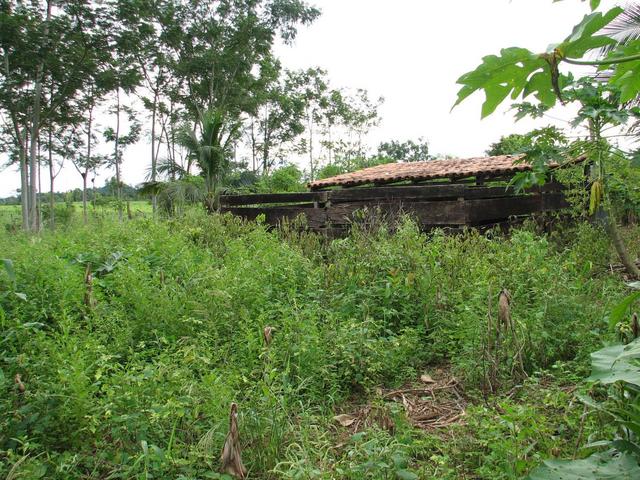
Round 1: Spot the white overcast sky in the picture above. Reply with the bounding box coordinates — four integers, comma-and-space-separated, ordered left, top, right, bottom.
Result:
0, 0, 621, 197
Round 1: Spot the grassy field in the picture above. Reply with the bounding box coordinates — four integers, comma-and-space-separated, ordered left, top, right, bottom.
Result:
0, 200, 153, 228
0, 212, 637, 479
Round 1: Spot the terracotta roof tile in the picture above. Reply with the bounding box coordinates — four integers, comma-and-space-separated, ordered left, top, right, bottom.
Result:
308, 155, 541, 190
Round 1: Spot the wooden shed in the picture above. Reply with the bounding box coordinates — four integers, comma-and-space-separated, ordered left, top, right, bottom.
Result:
220, 155, 573, 233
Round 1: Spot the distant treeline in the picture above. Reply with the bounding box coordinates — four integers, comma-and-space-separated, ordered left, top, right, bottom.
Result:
0, 179, 140, 206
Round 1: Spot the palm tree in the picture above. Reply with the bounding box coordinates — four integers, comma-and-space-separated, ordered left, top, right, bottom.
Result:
178, 109, 240, 211
139, 176, 204, 217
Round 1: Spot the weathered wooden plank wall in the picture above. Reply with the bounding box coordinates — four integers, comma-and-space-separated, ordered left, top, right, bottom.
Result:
219, 182, 569, 232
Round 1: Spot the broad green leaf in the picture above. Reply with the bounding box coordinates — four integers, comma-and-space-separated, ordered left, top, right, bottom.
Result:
454, 47, 548, 118
587, 341, 640, 386
395, 469, 419, 480
558, 8, 621, 59
615, 338, 640, 362
608, 291, 640, 328
2, 259, 16, 283
523, 71, 559, 107
527, 452, 640, 479
609, 43, 640, 103
392, 454, 409, 469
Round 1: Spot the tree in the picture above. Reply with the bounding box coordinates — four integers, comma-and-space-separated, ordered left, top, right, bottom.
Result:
454, 2, 640, 279
259, 163, 304, 192
378, 138, 432, 162
1, 0, 103, 231
163, 0, 319, 200
253, 65, 307, 174
287, 67, 329, 179
177, 108, 238, 211
486, 126, 567, 156
103, 104, 141, 220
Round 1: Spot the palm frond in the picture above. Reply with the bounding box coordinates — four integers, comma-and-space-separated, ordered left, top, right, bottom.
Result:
601, 3, 640, 54
156, 158, 189, 178
138, 181, 164, 196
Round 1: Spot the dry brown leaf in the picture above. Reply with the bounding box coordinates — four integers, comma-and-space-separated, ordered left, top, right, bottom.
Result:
220, 403, 247, 479
263, 326, 273, 346
333, 414, 356, 427
14, 373, 25, 393
420, 374, 435, 384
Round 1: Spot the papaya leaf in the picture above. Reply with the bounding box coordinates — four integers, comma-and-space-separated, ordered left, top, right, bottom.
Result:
557, 8, 621, 59
587, 340, 640, 386
454, 47, 549, 118
527, 452, 640, 479
1, 259, 16, 284
615, 338, 640, 362
454, 8, 622, 118
609, 43, 640, 103
523, 71, 559, 106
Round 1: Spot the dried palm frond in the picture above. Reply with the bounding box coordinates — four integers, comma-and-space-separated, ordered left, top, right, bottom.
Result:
263, 326, 273, 346
220, 403, 246, 479
14, 373, 25, 393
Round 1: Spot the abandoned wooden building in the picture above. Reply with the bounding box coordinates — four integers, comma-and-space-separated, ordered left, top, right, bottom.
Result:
220, 155, 575, 233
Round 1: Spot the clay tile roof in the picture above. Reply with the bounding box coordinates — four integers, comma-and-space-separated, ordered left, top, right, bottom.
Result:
308, 155, 541, 190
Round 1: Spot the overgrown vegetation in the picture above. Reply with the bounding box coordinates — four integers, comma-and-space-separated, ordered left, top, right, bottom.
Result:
0, 212, 636, 478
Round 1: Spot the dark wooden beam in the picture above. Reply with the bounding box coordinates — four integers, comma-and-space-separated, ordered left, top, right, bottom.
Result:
325, 200, 467, 226
220, 191, 328, 206
220, 206, 326, 228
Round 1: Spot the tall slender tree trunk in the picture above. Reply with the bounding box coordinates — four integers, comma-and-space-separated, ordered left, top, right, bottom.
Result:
28, 0, 52, 232
607, 212, 639, 278
250, 119, 257, 173
115, 87, 123, 222
91, 175, 97, 209
308, 111, 314, 180
150, 90, 158, 216
29, 106, 41, 232
328, 125, 332, 165
81, 172, 88, 224
590, 120, 639, 279
262, 107, 270, 174
4, 49, 30, 229
37, 138, 42, 231
19, 141, 29, 230
84, 103, 93, 224
48, 127, 55, 229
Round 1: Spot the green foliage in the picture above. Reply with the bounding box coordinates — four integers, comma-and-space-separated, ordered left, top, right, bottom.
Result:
316, 155, 394, 180
0, 216, 634, 478
258, 164, 306, 193
377, 138, 432, 162
41, 201, 75, 227
528, 298, 640, 479
486, 126, 567, 157
453, 6, 630, 117
587, 340, 640, 385
528, 452, 640, 480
